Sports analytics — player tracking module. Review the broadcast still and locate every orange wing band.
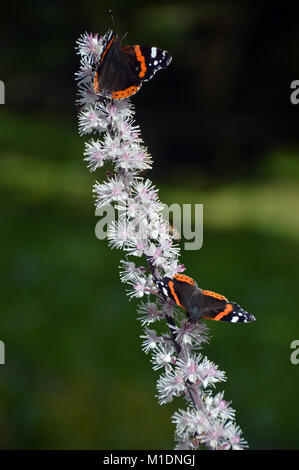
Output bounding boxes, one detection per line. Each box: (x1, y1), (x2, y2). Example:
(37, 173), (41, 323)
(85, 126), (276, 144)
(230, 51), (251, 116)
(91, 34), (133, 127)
(168, 281), (185, 309)
(111, 86), (141, 99)
(212, 304), (233, 321)
(202, 289), (227, 301)
(174, 274), (196, 286)
(134, 45), (147, 78)
(93, 71), (100, 94)
(100, 38), (114, 63)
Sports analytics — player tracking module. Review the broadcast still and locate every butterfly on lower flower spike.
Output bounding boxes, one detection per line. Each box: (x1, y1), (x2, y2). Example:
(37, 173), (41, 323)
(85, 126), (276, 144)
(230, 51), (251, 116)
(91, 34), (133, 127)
(93, 29), (172, 100)
(155, 273), (256, 323)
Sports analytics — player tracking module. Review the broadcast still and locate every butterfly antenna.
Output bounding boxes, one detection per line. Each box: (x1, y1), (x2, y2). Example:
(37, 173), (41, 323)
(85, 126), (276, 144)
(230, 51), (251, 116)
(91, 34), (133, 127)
(108, 10), (118, 36)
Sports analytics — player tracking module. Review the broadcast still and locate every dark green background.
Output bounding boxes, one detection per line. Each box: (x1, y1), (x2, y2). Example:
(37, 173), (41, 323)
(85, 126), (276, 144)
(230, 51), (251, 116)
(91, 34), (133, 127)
(0, 0), (298, 449)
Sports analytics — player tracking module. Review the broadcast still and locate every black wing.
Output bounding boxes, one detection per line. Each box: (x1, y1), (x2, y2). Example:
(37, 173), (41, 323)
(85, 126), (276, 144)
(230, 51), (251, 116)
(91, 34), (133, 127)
(198, 293), (230, 321)
(94, 30), (171, 98)
(168, 277), (199, 312)
(199, 294), (256, 323)
(122, 45), (172, 82)
(95, 39), (141, 98)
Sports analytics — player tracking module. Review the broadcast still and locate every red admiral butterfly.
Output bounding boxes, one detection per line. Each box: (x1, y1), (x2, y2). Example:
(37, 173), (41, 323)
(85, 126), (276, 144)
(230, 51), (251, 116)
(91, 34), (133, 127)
(93, 29), (172, 99)
(155, 274), (256, 323)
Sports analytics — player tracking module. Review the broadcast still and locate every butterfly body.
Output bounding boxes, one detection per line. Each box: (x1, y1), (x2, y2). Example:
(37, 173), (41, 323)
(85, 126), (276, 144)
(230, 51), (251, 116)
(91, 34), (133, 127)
(155, 274), (256, 323)
(93, 29), (172, 99)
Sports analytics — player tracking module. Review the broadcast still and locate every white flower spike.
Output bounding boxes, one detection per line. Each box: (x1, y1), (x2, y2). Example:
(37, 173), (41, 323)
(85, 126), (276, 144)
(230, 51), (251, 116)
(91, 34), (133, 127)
(76, 29), (249, 450)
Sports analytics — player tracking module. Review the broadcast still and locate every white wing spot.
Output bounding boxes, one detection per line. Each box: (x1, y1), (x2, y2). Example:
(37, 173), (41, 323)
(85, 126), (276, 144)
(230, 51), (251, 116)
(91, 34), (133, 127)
(162, 287), (169, 297)
(231, 316), (239, 323)
(151, 47), (157, 58)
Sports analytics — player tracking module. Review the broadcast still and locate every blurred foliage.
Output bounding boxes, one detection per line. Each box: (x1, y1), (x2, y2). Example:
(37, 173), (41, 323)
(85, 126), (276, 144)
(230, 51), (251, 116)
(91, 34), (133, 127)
(0, 109), (299, 449)
(0, 0), (299, 450)
(1, 0), (299, 179)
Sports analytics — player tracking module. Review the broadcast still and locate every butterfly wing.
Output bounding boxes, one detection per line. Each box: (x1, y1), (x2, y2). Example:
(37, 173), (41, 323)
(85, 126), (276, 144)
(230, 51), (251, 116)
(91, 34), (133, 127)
(96, 55), (142, 99)
(200, 291), (256, 323)
(122, 45), (172, 82)
(155, 275), (198, 312)
(93, 30), (172, 99)
(155, 275), (256, 323)
(94, 31), (142, 99)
